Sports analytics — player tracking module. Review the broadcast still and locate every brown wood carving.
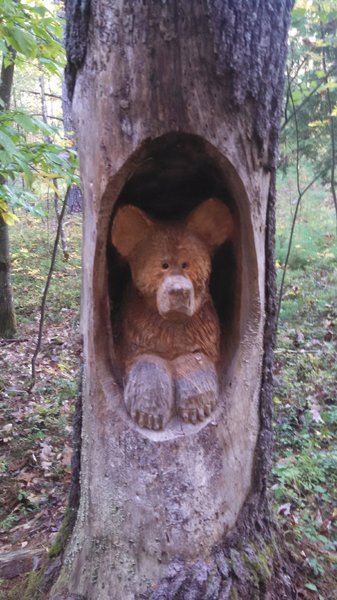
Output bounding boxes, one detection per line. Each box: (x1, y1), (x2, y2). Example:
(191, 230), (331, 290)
(111, 198), (234, 430)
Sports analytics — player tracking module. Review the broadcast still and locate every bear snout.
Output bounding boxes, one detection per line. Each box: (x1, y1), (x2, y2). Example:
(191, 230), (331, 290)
(157, 275), (195, 318)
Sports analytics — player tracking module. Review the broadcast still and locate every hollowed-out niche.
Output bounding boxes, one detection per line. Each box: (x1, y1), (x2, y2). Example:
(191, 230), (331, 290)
(106, 132), (258, 431)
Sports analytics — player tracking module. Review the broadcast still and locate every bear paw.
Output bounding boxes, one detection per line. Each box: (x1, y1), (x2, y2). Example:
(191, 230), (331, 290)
(124, 355), (174, 430)
(173, 353), (218, 424)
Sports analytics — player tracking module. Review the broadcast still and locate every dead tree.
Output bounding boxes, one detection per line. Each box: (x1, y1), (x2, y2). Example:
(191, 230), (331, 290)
(50, 2), (296, 599)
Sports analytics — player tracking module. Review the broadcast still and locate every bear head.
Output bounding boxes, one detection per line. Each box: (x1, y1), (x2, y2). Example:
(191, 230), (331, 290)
(111, 198), (234, 320)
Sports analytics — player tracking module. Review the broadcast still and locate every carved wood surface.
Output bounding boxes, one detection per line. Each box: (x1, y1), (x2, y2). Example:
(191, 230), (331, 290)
(51, 2), (295, 599)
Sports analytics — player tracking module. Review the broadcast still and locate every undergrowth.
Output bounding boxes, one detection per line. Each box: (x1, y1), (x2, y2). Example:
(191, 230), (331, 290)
(11, 214), (81, 323)
(0, 213), (82, 567)
(274, 165), (337, 599)
(1, 175), (336, 598)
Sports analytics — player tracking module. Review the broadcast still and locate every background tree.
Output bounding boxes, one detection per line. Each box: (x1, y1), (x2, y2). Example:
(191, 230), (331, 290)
(49, 2), (296, 599)
(281, 0), (337, 199)
(0, 0), (78, 337)
(278, 0), (337, 320)
(0, 3), (336, 599)
(0, 46), (17, 337)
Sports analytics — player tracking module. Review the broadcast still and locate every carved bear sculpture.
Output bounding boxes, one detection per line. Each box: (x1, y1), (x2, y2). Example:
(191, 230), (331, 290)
(111, 198), (234, 430)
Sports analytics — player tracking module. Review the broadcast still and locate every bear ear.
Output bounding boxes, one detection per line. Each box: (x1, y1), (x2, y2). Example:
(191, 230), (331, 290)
(186, 198), (234, 250)
(111, 205), (154, 258)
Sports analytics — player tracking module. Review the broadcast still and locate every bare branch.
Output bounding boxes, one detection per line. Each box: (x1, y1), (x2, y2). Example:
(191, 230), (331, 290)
(25, 89), (61, 100)
(28, 186), (71, 393)
(30, 112), (64, 122)
(281, 64), (337, 131)
(276, 70), (329, 329)
(39, 73), (68, 257)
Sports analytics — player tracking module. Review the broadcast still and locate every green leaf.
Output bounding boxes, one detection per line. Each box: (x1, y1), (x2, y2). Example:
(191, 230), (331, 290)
(291, 89), (302, 105)
(291, 8), (307, 19)
(38, 57), (64, 75)
(304, 582), (318, 592)
(320, 81), (337, 92)
(0, 39), (8, 55)
(7, 26), (37, 57)
(12, 112), (38, 133)
(0, 130), (18, 155)
(30, 5), (48, 17)
(1, 210), (18, 225)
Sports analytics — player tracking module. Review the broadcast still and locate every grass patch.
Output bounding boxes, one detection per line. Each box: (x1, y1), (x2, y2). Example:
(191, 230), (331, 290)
(10, 214), (81, 324)
(274, 165), (337, 599)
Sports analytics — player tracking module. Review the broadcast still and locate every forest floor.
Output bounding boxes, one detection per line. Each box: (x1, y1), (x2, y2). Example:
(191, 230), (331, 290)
(0, 171), (337, 599)
(0, 214), (82, 597)
(273, 169), (337, 600)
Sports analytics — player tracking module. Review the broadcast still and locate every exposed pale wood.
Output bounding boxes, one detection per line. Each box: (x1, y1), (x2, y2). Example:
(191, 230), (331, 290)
(50, 2), (296, 599)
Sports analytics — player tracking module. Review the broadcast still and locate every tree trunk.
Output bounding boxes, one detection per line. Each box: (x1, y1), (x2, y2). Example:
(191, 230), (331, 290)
(0, 54), (16, 338)
(0, 216), (16, 337)
(62, 80), (83, 214)
(38, 74), (69, 258)
(51, 1), (295, 598)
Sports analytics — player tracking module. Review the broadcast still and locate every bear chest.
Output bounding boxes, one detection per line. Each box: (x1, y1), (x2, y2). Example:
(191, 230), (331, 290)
(123, 299), (219, 362)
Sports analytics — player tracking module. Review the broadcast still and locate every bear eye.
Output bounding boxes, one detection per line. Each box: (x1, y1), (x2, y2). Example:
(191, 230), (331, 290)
(162, 262), (169, 270)
(181, 262), (189, 269)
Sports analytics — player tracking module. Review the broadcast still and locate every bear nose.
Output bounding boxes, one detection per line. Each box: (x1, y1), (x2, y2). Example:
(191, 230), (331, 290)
(157, 275), (195, 317)
(166, 277), (192, 299)
(169, 283), (190, 301)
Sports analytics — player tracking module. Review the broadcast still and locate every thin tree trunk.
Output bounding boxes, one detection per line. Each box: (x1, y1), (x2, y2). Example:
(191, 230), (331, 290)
(318, 13), (337, 228)
(0, 216), (16, 337)
(47, 2), (296, 599)
(0, 52), (16, 338)
(39, 74), (69, 258)
(62, 80), (83, 214)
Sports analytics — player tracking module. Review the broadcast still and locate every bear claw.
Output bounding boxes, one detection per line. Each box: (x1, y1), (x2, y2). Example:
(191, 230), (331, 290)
(180, 401), (215, 424)
(125, 355), (174, 430)
(131, 410), (165, 430)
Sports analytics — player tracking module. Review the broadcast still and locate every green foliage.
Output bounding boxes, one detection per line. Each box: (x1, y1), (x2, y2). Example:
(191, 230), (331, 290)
(276, 165), (337, 302)
(11, 215), (81, 321)
(0, 0), (64, 73)
(0, 513), (18, 532)
(281, 0), (337, 181)
(0, 110), (78, 220)
(0, 1), (79, 222)
(274, 166), (337, 598)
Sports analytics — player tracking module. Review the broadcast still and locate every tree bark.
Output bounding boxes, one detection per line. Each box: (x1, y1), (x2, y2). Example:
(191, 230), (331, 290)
(0, 216), (16, 338)
(0, 53), (16, 338)
(62, 80), (83, 214)
(50, 1), (295, 598)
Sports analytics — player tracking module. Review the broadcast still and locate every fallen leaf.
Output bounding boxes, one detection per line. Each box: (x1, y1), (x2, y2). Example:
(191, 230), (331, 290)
(8, 459), (27, 472)
(41, 461), (52, 471)
(319, 518), (331, 534)
(304, 582), (318, 592)
(309, 399), (324, 424)
(314, 507), (323, 529)
(2, 423), (13, 434)
(18, 472), (35, 483)
(278, 502), (292, 516)
(324, 329), (333, 342)
(62, 446), (72, 468)
(40, 441), (54, 463)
